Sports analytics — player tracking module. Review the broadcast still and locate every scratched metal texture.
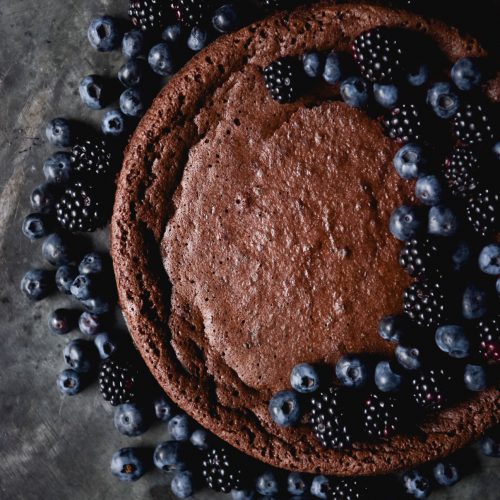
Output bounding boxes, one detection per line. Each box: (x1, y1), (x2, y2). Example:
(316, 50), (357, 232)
(0, 1), (498, 499)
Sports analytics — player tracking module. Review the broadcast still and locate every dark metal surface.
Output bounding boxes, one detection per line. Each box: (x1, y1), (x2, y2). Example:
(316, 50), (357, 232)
(0, 1), (498, 499)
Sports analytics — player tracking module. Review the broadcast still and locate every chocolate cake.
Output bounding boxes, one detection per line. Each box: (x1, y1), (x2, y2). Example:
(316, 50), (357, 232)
(111, 2), (499, 476)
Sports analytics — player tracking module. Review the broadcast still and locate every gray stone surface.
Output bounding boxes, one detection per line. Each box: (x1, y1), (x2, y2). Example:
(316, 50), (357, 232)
(0, 1), (498, 499)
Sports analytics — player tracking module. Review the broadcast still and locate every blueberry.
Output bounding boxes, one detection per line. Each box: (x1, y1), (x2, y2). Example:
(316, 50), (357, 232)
(190, 429), (210, 450)
(479, 244), (500, 275)
(464, 363), (487, 391)
(287, 472), (308, 496)
(88, 16), (122, 52)
(95, 332), (120, 359)
(389, 205), (424, 241)
(122, 29), (145, 59)
(118, 59), (147, 88)
(374, 360), (402, 392)
(45, 118), (73, 147)
(57, 369), (82, 396)
(451, 57), (482, 91)
(43, 152), (73, 184)
(21, 269), (53, 301)
(451, 240), (471, 272)
(79, 75), (110, 110)
(63, 339), (97, 374)
(102, 110), (127, 137)
(187, 27), (208, 52)
(435, 325), (470, 358)
(168, 413), (191, 441)
(428, 205), (459, 237)
(393, 144), (428, 180)
(481, 429), (500, 457)
(79, 310), (105, 336)
(81, 296), (112, 315)
(310, 475), (330, 499)
(110, 447), (145, 482)
(31, 183), (58, 214)
(433, 461), (460, 487)
(48, 308), (76, 335)
(22, 213), (52, 240)
(374, 83), (399, 109)
(395, 344), (423, 371)
(290, 363), (320, 393)
(231, 489), (255, 500)
(55, 265), (77, 294)
(415, 175), (445, 206)
(268, 390), (301, 427)
(154, 394), (174, 422)
(493, 141), (500, 161)
(340, 76), (370, 108)
(302, 52), (324, 79)
(378, 315), (409, 343)
(114, 403), (150, 437)
(323, 52), (343, 84)
(462, 284), (490, 320)
(171, 470), (194, 498)
(335, 355), (369, 388)
(154, 441), (186, 471)
(120, 88), (146, 117)
(42, 232), (76, 266)
(497, 277), (500, 295)
(212, 4), (240, 33)
(427, 82), (460, 119)
(255, 471), (279, 496)
(403, 470), (432, 499)
(162, 24), (183, 43)
(79, 252), (106, 275)
(71, 274), (95, 300)
(407, 64), (429, 86)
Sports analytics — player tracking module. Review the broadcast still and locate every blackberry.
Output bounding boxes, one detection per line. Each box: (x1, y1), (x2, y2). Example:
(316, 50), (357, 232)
(331, 478), (368, 499)
(129, 0), (170, 33)
(403, 279), (447, 328)
(466, 187), (499, 237)
(477, 317), (500, 365)
(362, 392), (401, 439)
(171, 0), (211, 28)
(410, 367), (453, 411)
(443, 148), (481, 198)
(98, 357), (139, 406)
(384, 103), (426, 143)
(453, 103), (494, 145)
(352, 27), (408, 83)
(202, 447), (243, 493)
(55, 181), (108, 232)
(263, 57), (302, 103)
(399, 237), (441, 278)
(310, 387), (354, 450)
(71, 138), (117, 180)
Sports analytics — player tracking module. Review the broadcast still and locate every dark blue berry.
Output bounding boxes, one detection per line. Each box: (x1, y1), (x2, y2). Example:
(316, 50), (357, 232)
(481, 429), (500, 457)
(187, 26), (208, 52)
(451, 58), (482, 92)
(154, 394), (174, 422)
(464, 363), (487, 391)
(162, 24), (183, 43)
(21, 269), (53, 301)
(88, 16), (122, 52)
(154, 441), (186, 471)
(122, 29), (145, 59)
(407, 64), (429, 86)
(393, 143), (428, 180)
(63, 339), (97, 374)
(303, 52), (324, 79)
(479, 244), (500, 275)
(120, 88), (146, 117)
(43, 152), (73, 184)
(427, 82), (460, 119)
(70, 274), (95, 300)
(322, 52), (343, 84)
(231, 490), (254, 500)
(114, 403), (150, 436)
(255, 471), (279, 496)
(212, 4), (240, 33)
(374, 360), (402, 392)
(94, 332), (120, 359)
(57, 369), (82, 396)
(171, 470), (194, 498)
(190, 429), (210, 450)
(403, 470), (432, 499)
(79, 252), (106, 275)
(30, 183), (57, 214)
(102, 110), (127, 137)
(168, 413), (191, 441)
(81, 296), (112, 315)
(451, 240), (471, 271)
(340, 76), (370, 108)
(493, 141), (500, 161)
(42, 232), (76, 266)
(79, 310), (105, 336)
(310, 475), (330, 499)
(428, 205), (459, 237)
(378, 315), (409, 343)
(55, 265), (78, 294)
(435, 325), (470, 358)
(79, 75), (110, 110)
(287, 472), (308, 496)
(462, 284), (489, 320)
(111, 447), (145, 481)
(46, 118), (73, 147)
(395, 344), (423, 371)
(118, 59), (147, 88)
(374, 83), (399, 109)
(48, 308), (76, 335)
(389, 205), (424, 241)
(336, 355), (369, 388)
(415, 175), (445, 206)
(22, 213), (52, 240)
(290, 363), (320, 393)
(433, 461), (461, 487)
(268, 390), (301, 427)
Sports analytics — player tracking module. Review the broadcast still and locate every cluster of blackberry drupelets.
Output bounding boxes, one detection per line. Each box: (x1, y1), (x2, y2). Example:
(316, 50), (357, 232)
(264, 24), (499, 499)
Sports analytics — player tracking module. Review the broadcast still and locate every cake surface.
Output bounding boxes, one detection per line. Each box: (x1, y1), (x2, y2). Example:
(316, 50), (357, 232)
(112, 2), (499, 476)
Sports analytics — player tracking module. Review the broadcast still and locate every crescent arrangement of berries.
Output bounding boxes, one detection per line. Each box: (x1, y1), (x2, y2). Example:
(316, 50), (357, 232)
(18, 1), (499, 500)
